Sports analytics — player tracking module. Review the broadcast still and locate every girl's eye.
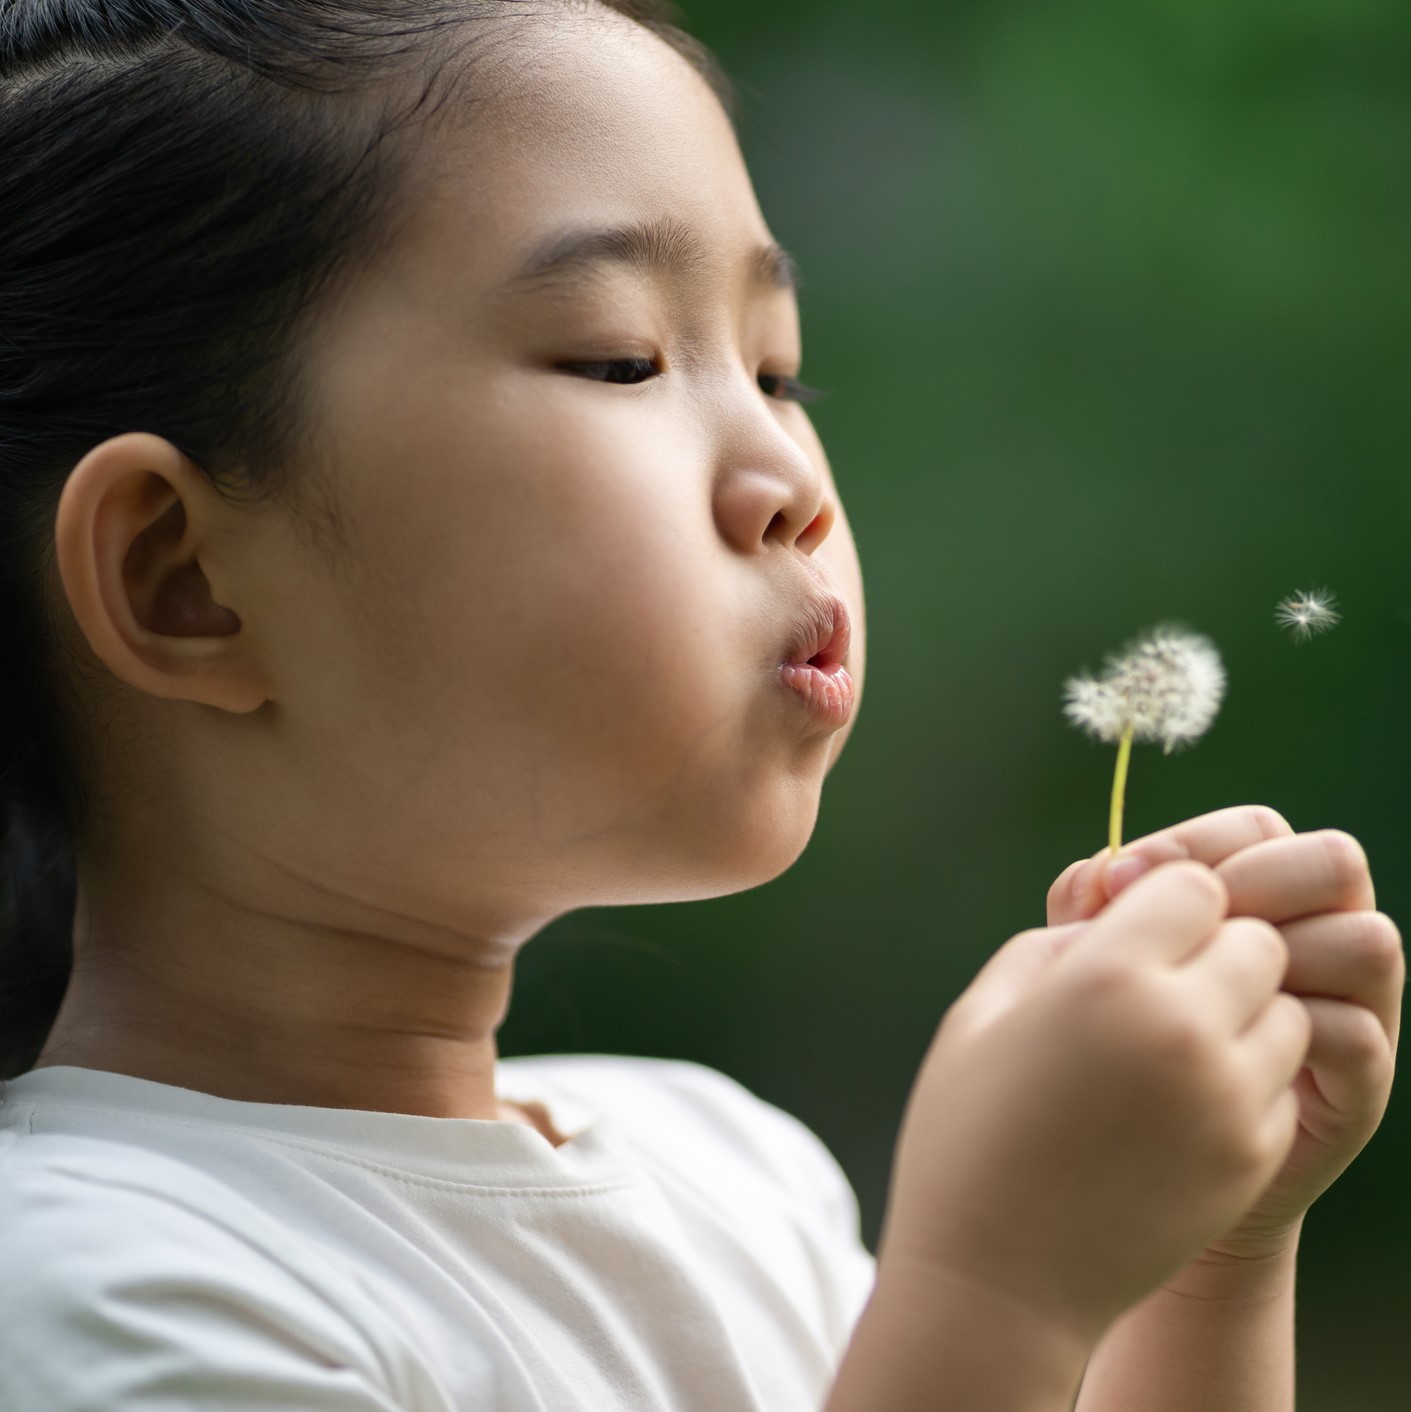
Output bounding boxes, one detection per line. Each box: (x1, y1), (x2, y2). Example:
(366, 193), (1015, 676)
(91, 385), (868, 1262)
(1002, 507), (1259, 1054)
(564, 358), (659, 385)
(562, 359), (824, 404)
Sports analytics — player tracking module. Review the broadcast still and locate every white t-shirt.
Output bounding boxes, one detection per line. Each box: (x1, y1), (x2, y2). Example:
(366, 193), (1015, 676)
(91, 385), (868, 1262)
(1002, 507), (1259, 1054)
(0, 1054), (877, 1411)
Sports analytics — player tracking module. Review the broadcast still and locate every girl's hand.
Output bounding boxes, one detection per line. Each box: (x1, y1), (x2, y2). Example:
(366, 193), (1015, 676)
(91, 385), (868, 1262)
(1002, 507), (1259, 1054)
(880, 860), (1309, 1349)
(1048, 805), (1405, 1259)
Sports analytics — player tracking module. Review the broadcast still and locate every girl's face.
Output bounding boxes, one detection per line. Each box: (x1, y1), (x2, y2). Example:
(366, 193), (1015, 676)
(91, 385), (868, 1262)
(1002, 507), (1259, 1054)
(260, 16), (865, 930)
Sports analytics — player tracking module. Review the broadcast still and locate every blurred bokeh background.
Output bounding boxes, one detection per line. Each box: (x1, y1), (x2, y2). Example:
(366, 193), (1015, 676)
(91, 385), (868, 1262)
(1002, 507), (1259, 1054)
(500, 1), (1411, 1403)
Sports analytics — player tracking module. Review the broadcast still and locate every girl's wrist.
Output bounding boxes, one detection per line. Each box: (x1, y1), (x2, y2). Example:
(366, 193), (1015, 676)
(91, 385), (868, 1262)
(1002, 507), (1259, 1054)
(827, 1252), (1092, 1412)
(1075, 1222), (1300, 1412)
(878, 1247), (1099, 1366)
(1160, 1221), (1302, 1308)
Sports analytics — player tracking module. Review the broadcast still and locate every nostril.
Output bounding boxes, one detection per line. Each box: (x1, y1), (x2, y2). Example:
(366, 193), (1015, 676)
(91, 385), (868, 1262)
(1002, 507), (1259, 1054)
(764, 510), (787, 540)
(797, 505), (833, 553)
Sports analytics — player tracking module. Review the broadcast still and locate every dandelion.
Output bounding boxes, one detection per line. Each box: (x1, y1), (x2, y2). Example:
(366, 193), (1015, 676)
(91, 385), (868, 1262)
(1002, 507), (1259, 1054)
(1063, 625), (1226, 854)
(1275, 588), (1340, 642)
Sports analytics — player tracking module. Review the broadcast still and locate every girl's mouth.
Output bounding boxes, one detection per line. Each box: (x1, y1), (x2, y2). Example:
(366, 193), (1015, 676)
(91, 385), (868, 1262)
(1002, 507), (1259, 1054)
(783, 591), (851, 670)
(778, 593), (854, 728)
(779, 657), (855, 727)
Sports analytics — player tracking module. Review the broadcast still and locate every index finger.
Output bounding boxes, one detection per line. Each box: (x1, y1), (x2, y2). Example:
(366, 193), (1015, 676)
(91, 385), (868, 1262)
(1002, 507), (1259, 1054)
(1050, 806), (1293, 925)
(1099, 806), (1294, 900)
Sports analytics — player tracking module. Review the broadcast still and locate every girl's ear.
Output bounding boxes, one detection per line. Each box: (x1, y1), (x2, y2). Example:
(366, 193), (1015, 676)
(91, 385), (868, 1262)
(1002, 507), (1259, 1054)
(53, 431), (272, 712)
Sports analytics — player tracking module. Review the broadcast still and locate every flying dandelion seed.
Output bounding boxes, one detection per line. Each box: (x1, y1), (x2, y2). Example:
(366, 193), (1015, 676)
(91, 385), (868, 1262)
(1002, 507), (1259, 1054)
(1063, 625), (1226, 854)
(1275, 588), (1340, 642)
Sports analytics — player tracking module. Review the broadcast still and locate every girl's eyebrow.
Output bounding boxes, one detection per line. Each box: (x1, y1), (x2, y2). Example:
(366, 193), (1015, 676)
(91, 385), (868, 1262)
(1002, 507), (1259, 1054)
(495, 216), (801, 300)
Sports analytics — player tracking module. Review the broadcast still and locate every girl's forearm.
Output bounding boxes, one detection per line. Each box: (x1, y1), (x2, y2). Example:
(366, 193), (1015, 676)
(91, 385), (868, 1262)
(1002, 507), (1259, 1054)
(1073, 1233), (1300, 1412)
(824, 1256), (1091, 1412)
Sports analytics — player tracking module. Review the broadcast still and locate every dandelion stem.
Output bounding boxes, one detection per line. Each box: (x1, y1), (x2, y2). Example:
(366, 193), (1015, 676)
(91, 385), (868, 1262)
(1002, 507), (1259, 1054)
(1108, 723), (1134, 856)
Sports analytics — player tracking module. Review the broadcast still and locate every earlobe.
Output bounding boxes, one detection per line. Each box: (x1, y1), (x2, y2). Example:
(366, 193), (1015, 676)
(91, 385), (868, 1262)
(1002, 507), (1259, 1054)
(54, 431), (270, 712)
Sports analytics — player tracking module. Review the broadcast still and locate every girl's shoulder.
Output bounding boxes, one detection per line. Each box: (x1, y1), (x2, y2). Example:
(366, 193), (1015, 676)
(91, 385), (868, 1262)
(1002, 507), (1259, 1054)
(0, 1128), (419, 1410)
(501, 1052), (868, 1243)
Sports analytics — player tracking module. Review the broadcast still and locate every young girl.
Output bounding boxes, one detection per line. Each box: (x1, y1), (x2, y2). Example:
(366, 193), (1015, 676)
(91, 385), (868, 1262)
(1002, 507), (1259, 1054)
(0, 2), (1400, 1409)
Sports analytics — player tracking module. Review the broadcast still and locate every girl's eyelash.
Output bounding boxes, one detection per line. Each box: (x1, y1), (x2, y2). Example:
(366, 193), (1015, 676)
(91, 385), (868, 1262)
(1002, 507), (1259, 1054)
(565, 358), (658, 386)
(565, 358), (825, 404)
(757, 372), (825, 405)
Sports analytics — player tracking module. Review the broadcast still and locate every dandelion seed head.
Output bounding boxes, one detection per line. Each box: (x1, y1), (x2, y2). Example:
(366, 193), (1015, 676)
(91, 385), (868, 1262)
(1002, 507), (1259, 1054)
(1275, 588), (1340, 642)
(1063, 625), (1225, 755)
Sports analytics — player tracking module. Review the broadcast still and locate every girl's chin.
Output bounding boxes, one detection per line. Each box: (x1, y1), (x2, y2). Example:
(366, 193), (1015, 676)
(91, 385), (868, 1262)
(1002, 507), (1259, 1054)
(681, 808), (821, 899)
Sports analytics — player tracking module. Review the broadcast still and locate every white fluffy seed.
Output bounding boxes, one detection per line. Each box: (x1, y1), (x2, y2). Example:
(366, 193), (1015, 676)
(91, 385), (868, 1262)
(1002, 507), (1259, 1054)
(1275, 588), (1340, 642)
(1063, 625), (1226, 755)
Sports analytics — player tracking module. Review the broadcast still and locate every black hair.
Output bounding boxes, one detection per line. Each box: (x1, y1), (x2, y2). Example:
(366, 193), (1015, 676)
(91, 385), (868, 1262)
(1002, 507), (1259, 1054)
(0, 0), (734, 1080)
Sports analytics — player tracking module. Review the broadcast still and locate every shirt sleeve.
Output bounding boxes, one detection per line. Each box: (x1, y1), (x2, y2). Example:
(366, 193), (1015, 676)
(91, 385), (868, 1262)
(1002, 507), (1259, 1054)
(643, 1059), (880, 1351)
(0, 1143), (433, 1412)
(722, 1073), (880, 1344)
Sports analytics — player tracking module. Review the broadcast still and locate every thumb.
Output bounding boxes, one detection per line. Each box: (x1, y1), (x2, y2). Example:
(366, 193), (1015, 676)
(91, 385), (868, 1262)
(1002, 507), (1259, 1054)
(1048, 853), (1111, 926)
(1048, 834), (1195, 926)
(950, 922), (1087, 1038)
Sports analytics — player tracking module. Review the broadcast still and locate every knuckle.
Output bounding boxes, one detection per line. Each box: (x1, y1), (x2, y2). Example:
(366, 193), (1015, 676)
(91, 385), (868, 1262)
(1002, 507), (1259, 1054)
(1276, 992), (1314, 1051)
(1205, 1081), (1267, 1169)
(1342, 1005), (1390, 1067)
(1356, 912), (1406, 981)
(1072, 953), (1134, 1002)
(1317, 829), (1370, 895)
(1364, 1042), (1397, 1097)
(1245, 804), (1294, 841)
(1201, 1057), (1251, 1116)
(1267, 1092), (1301, 1159)
(1164, 859), (1228, 911)
(1009, 925), (1069, 967)
(1236, 916), (1289, 967)
(1239, 1120), (1277, 1173)
(1246, 1091), (1299, 1171)
(1151, 1006), (1218, 1069)
(1070, 955), (1162, 1022)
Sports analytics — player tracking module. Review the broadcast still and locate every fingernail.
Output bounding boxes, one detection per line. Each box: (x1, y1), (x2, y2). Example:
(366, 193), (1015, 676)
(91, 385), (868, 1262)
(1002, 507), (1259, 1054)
(1071, 853), (1107, 903)
(1105, 852), (1153, 896)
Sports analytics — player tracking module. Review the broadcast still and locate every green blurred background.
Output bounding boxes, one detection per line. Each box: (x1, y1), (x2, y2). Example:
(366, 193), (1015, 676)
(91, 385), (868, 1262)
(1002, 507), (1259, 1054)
(500, 0), (1411, 1403)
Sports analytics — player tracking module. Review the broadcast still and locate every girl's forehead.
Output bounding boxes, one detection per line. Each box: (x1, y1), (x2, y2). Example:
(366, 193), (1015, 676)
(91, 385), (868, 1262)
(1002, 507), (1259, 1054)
(410, 17), (769, 281)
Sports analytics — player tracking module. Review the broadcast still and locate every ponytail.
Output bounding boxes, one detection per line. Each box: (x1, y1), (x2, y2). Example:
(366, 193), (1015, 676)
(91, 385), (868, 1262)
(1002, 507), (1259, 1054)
(0, 519), (82, 1078)
(0, 804), (76, 1079)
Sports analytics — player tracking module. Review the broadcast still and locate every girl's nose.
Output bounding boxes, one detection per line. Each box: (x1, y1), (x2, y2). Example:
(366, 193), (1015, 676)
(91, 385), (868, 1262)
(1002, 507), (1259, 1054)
(711, 395), (834, 556)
